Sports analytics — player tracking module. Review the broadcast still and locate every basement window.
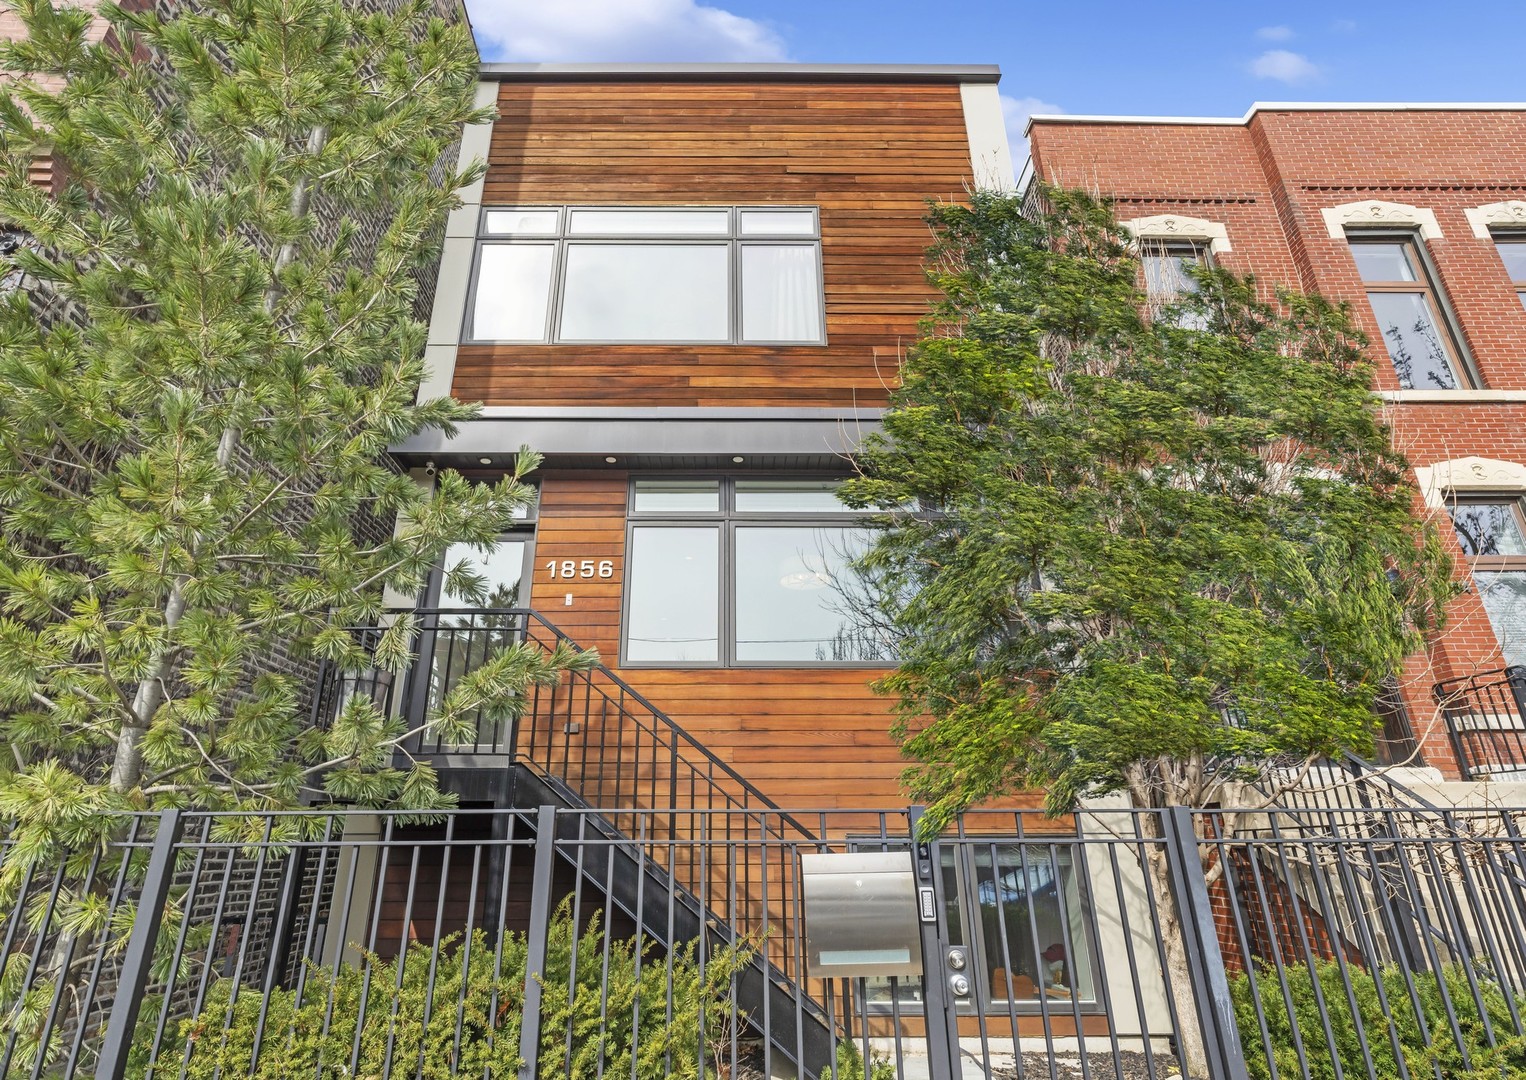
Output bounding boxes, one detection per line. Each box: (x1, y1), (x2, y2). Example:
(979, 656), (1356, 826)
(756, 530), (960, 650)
(467, 206), (825, 345)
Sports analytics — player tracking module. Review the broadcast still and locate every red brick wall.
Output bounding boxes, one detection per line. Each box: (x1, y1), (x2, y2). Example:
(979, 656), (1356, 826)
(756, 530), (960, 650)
(1031, 108), (1526, 777)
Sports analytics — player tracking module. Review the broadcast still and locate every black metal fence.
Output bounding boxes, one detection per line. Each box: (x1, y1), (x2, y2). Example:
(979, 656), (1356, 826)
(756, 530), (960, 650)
(1435, 665), (1526, 779)
(6, 802), (1526, 1079)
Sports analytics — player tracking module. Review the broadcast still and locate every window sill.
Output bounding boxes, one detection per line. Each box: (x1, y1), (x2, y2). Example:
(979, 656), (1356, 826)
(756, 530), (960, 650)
(1379, 389), (1526, 403)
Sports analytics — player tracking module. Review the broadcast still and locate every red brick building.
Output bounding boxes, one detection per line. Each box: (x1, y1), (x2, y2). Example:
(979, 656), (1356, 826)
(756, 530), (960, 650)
(1029, 103), (1526, 780)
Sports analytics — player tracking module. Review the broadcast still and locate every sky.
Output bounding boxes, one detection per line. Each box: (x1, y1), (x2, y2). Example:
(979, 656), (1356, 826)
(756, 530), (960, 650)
(462, 0), (1526, 165)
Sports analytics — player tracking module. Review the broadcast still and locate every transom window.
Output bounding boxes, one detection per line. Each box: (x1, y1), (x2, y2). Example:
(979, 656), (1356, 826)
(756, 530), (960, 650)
(1493, 233), (1526, 314)
(622, 477), (893, 667)
(1349, 236), (1468, 390)
(1447, 499), (1526, 667)
(468, 207), (825, 345)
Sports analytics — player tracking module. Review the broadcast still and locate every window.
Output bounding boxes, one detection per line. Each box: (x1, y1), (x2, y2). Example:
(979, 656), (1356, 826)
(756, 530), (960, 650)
(1141, 240), (1207, 303)
(1349, 237), (1467, 390)
(1448, 499), (1526, 668)
(622, 477), (893, 666)
(1141, 240), (1210, 329)
(468, 207), (824, 345)
(1493, 234), (1526, 314)
(863, 843), (1097, 1014)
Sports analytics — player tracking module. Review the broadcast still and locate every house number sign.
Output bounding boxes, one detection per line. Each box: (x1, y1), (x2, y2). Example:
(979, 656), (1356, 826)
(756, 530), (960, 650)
(545, 560), (615, 579)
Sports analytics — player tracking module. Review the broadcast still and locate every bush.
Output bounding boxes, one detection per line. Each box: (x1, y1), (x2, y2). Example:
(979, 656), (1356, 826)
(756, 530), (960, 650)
(130, 904), (751, 1079)
(1230, 958), (1526, 1080)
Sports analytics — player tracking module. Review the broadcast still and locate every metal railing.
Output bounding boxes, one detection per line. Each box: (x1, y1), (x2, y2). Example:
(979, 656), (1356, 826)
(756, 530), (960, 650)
(1434, 665), (1526, 779)
(8, 804), (1526, 1079)
(311, 608), (817, 834)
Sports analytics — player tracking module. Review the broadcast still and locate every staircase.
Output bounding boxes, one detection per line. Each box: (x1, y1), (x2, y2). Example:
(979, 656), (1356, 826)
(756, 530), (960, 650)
(312, 607), (841, 1078)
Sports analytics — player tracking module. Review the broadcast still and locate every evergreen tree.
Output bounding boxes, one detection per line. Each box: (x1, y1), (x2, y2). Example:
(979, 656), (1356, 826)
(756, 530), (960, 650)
(843, 187), (1455, 1075)
(0, 0), (593, 852)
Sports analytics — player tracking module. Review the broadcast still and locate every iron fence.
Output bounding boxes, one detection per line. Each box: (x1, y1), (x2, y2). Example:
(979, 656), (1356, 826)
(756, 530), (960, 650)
(4, 803), (1526, 1078)
(1434, 665), (1526, 779)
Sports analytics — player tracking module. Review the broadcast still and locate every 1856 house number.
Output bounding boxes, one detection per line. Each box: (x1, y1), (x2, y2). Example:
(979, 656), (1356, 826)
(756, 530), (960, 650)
(545, 559), (615, 580)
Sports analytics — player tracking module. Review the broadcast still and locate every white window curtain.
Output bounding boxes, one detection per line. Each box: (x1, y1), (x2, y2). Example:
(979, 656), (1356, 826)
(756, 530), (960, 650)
(742, 244), (821, 342)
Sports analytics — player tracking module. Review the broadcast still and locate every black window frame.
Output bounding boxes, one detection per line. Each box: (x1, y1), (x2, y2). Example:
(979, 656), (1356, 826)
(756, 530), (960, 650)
(852, 837), (1104, 1018)
(619, 474), (895, 669)
(464, 205), (828, 347)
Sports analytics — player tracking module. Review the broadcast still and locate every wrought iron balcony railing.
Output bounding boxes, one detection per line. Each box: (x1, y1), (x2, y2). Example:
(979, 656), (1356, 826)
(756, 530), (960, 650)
(1433, 665), (1526, 780)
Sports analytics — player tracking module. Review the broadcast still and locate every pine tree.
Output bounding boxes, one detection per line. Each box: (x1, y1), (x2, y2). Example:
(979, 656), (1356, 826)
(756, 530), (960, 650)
(0, 0), (593, 854)
(843, 187), (1456, 1076)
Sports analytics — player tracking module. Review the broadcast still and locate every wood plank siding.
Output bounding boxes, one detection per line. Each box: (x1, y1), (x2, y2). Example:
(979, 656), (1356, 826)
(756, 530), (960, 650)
(528, 472), (1045, 812)
(453, 80), (976, 408)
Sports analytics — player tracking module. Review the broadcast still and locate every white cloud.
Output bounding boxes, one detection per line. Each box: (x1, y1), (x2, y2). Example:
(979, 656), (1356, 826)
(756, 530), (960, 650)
(1249, 49), (1321, 84)
(1255, 25), (1294, 41)
(1001, 94), (1063, 166)
(466, 0), (789, 62)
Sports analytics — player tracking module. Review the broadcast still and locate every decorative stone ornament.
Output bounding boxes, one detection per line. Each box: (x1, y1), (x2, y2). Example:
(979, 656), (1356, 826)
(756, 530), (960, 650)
(1464, 200), (1526, 239)
(1321, 200), (1443, 240)
(1120, 214), (1232, 254)
(1414, 456), (1526, 508)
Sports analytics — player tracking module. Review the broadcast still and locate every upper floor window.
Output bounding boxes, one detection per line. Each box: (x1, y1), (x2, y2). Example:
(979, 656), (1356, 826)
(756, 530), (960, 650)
(622, 477), (893, 667)
(468, 207), (824, 345)
(1447, 498), (1526, 668)
(1493, 234), (1526, 314)
(1141, 240), (1207, 303)
(1349, 236), (1467, 390)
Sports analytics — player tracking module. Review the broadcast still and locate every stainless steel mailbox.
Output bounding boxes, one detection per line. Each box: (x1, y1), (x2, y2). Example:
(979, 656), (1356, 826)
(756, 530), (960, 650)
(801, 852), (923, 979)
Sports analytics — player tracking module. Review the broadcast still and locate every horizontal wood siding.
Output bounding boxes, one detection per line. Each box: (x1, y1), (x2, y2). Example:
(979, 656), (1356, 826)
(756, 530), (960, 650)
(528, 474), (1043, 811)
(455, 81), (976, 408)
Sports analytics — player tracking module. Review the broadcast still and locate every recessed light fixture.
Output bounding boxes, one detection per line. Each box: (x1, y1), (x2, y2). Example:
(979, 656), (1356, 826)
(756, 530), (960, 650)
(478, 457), (493, 465)
(605, 456), (618, 464)
(732, 456), (745, 463)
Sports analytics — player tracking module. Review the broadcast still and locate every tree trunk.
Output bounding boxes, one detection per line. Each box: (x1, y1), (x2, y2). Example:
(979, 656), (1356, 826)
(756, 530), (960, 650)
(109, 125), (327, 796)
(1146, 840), (1211, 1079)
(1130, 767), (1212, 1080)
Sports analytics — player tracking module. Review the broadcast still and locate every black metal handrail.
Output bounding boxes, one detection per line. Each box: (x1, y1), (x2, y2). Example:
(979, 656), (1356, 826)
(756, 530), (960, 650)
(1434, 665), (1526, 780)
(311, 607), (821, 843)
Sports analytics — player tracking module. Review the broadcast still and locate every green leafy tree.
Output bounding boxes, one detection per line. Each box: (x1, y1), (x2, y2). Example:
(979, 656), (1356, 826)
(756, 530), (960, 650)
(843, 186), (1455, 1074)
(0, 0), (594, 853)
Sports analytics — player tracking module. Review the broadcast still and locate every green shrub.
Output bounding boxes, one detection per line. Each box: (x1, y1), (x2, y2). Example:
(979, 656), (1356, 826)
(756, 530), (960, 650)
(130, 904), (751, 1079)
(833, 1037), (897, 1080)
(1231, 958), (1526, 1080)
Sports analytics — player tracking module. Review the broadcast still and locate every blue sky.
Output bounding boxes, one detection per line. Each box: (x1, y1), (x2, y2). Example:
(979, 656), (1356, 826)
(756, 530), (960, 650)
(464, 0), (1525, 163)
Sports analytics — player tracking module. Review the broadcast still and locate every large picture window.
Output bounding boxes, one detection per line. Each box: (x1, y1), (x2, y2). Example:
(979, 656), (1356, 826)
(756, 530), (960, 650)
(622, 477), (894, 667)
(468, 206), (825, 345)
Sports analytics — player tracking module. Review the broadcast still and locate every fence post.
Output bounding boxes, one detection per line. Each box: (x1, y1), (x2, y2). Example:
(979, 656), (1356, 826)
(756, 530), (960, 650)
(517, 804), (559, 1080)
(1161, 806), (1250, 1080)
(908, 806), (960, 1080)
(96, 808), (184, 1080)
